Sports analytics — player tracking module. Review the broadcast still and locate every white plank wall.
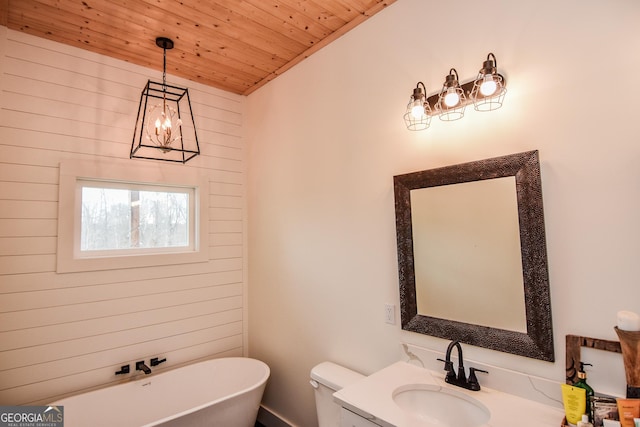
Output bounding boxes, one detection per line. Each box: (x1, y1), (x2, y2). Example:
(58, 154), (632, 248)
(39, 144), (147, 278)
(0, 27), (247, 405)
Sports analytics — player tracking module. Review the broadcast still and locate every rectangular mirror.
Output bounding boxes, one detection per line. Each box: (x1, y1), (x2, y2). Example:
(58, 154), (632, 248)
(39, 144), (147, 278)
(393, 150), (554, 361)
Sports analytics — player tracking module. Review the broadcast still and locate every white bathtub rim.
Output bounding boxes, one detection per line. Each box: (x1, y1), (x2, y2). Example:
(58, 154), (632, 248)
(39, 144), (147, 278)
(51, 357), (270, 427)
(142, 357), (270, 427)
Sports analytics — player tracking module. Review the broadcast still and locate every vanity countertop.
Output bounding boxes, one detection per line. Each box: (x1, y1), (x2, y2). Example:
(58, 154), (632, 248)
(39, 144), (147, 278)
(333, 361), (565, 427)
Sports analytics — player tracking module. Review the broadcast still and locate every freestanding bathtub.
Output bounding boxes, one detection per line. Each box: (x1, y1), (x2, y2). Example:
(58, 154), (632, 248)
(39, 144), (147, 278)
(51, 357), (270, 427)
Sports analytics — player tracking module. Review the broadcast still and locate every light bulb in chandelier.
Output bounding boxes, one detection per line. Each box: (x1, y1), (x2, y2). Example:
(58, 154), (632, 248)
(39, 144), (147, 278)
(154, 111), (175, 134)
(145, 102), (183, 152)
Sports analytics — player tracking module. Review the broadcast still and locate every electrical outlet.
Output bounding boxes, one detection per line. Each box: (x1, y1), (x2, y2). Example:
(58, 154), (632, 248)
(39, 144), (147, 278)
(384, 304), (395, 325)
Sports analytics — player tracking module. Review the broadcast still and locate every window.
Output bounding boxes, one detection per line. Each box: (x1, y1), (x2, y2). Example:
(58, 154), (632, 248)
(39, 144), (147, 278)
(57, 160), (208, 273)
(78, 181), (194, 255)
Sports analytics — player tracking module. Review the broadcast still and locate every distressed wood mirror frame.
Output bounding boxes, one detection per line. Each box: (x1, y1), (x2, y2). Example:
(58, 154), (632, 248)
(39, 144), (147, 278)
(565, 335), (621, 384)
(394, 150), (555, 361)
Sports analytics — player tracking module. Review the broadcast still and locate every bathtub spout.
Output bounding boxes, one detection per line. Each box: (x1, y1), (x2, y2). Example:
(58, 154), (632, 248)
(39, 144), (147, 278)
(136, 361), (152, 375)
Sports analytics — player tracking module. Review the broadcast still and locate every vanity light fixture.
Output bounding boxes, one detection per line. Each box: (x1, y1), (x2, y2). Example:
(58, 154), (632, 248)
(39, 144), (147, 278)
(403, 53), (507, 131)
(403, 82), (432, 131)
(130, 37), (200, 163)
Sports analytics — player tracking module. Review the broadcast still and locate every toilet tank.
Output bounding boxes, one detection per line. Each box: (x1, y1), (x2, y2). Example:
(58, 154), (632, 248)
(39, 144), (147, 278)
(310, 362), (365, 427)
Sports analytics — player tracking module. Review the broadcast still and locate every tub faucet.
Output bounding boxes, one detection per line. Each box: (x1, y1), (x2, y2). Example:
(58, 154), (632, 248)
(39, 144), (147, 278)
(115, 365), (130, 375)
(150, 357), (166, 367)
(437, 340), (488, 391)
(136, 360), (152, 375)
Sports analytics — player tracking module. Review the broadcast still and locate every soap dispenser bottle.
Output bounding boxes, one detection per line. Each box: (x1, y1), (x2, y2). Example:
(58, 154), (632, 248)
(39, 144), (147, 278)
(574, 362), (595, 422)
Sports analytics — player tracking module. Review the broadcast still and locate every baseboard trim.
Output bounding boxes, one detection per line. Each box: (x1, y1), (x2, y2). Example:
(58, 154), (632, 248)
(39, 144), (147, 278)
(256, 405), (294, 427)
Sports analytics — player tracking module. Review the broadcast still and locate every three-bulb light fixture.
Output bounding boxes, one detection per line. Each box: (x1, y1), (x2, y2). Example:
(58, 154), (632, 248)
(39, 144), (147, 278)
(404, 53), (506, 131)
(130, 37), (200, 163)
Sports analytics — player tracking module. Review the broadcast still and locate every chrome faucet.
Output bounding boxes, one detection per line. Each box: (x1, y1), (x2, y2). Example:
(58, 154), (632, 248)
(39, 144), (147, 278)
(437, 340), (488, 391)
(135, 360), (152, 375)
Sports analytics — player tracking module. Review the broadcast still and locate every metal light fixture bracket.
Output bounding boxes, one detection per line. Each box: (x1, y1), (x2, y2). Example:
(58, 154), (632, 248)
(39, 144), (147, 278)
(130, 37), (200, 163)
(156, 36), (174, 50)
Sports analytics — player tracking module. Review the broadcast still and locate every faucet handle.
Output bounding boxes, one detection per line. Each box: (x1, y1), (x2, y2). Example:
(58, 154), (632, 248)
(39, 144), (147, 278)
(437, 358), (456, 381)
(468, 367), (488, 391)
(436, 358), (453, 370)
(150, 357), (166, 367)
(115, 365), (130, 375)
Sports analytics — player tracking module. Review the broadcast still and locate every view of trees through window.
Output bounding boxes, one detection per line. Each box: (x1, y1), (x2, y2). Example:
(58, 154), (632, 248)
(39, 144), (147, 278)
(80, 184), (190, 252)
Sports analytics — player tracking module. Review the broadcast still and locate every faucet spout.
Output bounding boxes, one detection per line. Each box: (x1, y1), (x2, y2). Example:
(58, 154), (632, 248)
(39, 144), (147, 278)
(136, 360), (152, 375)
(445, 340), (466, 384)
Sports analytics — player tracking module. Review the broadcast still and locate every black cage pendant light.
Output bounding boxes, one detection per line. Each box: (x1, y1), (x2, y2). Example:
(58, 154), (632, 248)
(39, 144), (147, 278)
(130, 37), (200, 163)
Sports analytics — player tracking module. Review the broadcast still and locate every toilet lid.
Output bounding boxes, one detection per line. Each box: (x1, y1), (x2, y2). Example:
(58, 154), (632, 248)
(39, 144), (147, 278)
(310, 362), (365, 390)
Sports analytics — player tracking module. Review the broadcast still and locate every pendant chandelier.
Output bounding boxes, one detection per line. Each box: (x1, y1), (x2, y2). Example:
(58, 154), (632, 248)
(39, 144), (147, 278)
(130, 37), (200, 163)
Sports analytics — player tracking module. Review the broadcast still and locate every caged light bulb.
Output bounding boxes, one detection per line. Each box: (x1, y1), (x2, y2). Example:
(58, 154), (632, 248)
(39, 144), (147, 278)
(444, 88), (460, 107)
(479, 75), (497, 97)
(411, 100), (425, 119)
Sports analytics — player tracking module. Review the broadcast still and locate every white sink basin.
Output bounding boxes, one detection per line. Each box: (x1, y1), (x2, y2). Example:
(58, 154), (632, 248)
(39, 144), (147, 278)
(392, 383), (490, 426)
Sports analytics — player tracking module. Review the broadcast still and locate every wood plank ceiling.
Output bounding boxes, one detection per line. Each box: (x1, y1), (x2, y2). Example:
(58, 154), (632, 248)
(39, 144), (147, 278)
(1, 0), (396, 95)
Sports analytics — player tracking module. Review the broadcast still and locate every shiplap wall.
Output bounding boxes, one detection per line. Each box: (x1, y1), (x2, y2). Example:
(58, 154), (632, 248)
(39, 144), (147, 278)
(0, 27), (246, 405)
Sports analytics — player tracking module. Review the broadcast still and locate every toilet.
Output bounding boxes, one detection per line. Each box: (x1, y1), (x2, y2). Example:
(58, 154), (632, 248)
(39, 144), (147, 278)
(310, 362), (365, 427)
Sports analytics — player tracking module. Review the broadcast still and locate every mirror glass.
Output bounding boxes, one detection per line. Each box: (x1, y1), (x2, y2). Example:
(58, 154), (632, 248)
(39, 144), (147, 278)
(393, 151), (554, 361)
(411, 177), (527, 333)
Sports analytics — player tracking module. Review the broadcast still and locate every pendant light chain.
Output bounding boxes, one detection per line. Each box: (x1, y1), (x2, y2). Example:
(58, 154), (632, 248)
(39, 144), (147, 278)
(162, 45), (167, 115)
(162, 45), (167, 91)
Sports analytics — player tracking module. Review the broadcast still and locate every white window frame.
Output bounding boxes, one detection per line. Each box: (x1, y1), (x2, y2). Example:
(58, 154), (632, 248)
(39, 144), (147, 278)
(57, 160), (208, 273)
